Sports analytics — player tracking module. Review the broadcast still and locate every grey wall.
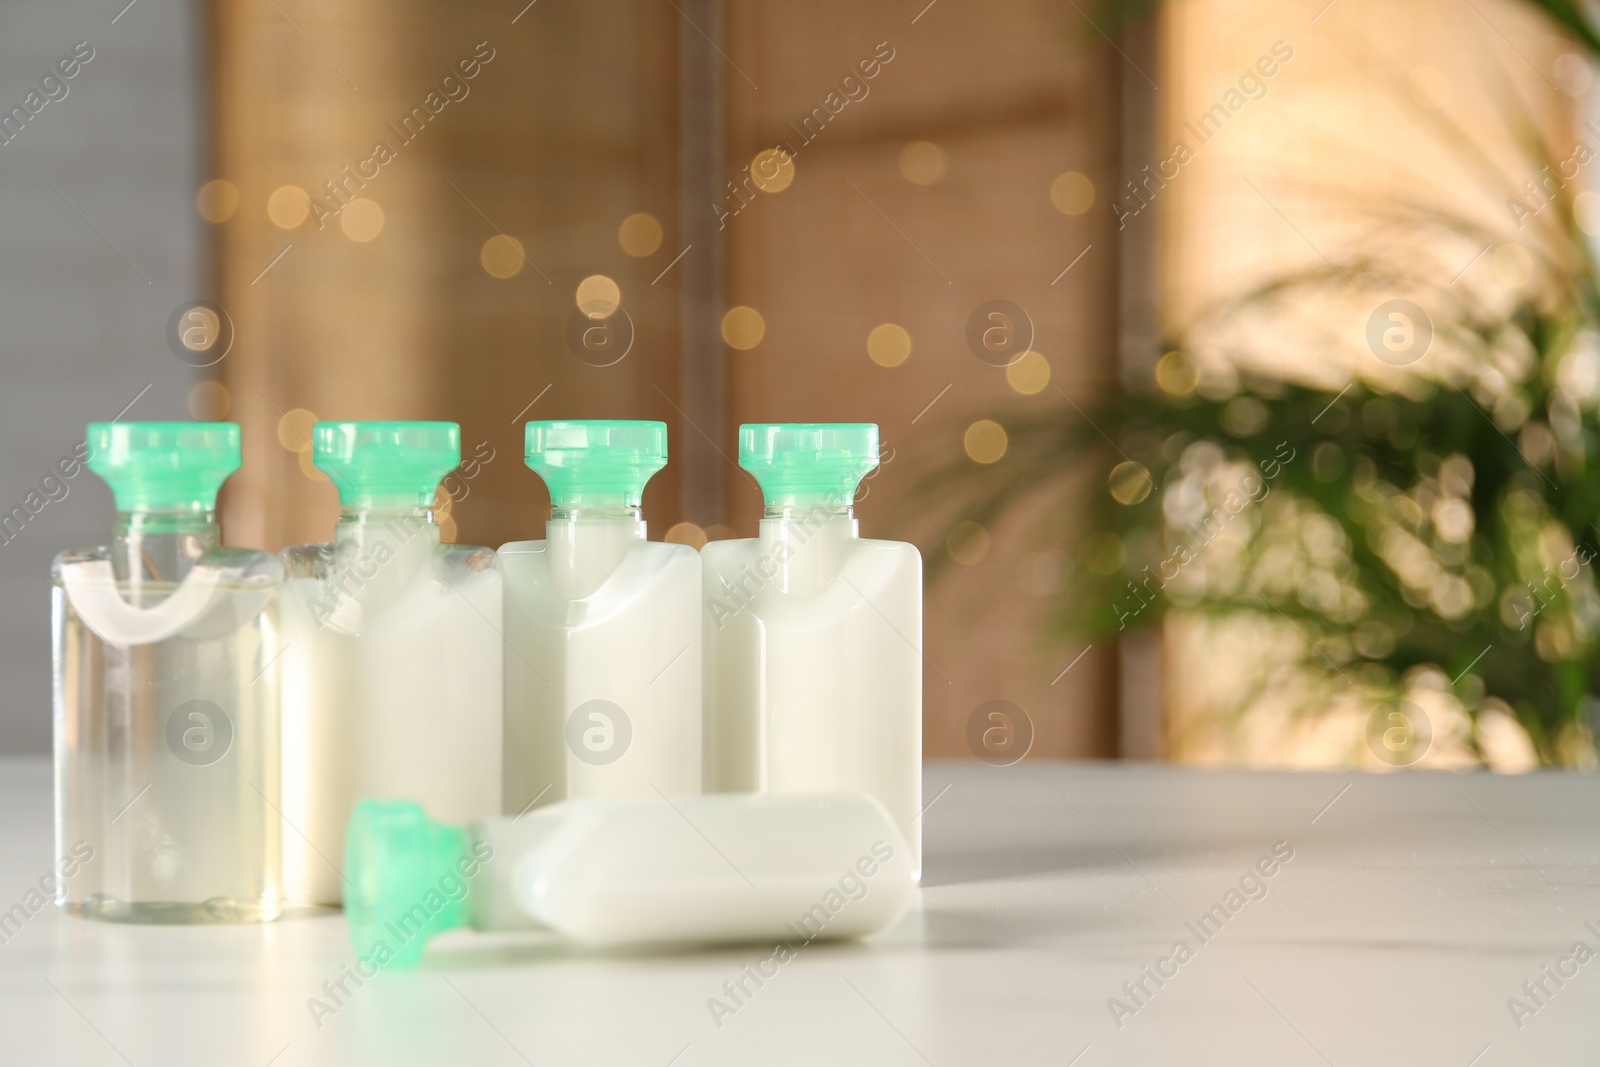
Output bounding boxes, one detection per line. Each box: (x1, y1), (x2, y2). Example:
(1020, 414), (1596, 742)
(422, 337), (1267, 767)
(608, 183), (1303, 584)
(0, 0), (202, 752)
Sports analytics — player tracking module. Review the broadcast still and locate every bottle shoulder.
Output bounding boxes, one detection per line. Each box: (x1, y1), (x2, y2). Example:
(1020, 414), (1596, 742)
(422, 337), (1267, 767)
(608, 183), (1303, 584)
(54, 544), (281, 582)
(702, 536), (920, 568)
(498, 538), (693, 560)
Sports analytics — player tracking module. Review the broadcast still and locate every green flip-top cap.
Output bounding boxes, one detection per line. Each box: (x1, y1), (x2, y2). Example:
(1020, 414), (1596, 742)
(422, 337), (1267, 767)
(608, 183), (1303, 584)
(86, 421), (241, 512)
(739, 423), (879, 506)
(314, 421), (459, 509)
(344, 800), (473, 970)
(525, 420), (667, 508)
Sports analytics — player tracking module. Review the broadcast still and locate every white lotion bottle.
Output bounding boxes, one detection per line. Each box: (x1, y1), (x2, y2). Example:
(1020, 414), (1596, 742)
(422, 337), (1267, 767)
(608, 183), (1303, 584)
(280, 421), (503, 906)
(342, 792), (915, 966)
(703, 423), (924, 878)
(500, 420), (701, 813)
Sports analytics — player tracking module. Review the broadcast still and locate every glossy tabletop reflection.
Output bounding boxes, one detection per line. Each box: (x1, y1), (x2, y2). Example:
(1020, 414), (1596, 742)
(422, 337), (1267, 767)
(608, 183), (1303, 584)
(1, 758), (1595, 1065)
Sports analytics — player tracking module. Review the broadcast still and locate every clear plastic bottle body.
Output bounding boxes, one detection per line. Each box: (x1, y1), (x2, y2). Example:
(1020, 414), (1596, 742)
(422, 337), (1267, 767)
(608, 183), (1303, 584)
(703, 506), (923, 878)
(51, 511), (282, 922)
(279, 507), (503, 905)
(500, 506), (702, 813)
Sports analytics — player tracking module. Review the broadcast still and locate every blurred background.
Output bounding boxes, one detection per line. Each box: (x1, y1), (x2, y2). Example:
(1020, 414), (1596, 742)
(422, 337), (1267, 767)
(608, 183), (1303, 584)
(4, 0), (1599, 772)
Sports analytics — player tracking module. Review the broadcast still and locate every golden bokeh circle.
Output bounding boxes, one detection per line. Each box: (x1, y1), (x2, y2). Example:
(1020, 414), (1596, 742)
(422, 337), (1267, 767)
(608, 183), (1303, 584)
(618, 213), (664, 257)
(1109, 461), (1153, 505)
(898, 141), (947, 186)
(963, 419), (1008, 464)
(340, 199), (385, 242)
(1006, 350), (1051, 394)
(297, 443), (328, 482)
(576, 274), (622, 318)
(867, 323), (912, 367)
(1155, 350), (1198, 395)
(1050, 171), (1095, 216)
(665, 522), (709, 549)
(267, 185), (310, 229)
(196, 179), (240, 224)
(276, 408), (318, 453)
(481, 235), (525, 279)
(722, 306), (766, 350)
(186, 380), (229, 419)
(751, 148), (796, 193)
(947, 521), (991, 565)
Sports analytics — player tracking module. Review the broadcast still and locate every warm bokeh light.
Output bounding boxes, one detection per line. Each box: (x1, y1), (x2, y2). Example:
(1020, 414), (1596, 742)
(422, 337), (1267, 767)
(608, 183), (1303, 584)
(1109, 460), (1152, 505)
(946, 520), (990, 565)
(481, 235), (526, 279)
(898, 141), (947, 185)
(1577, 191), (1600, 236)
(963, 419), (1007, 464)
(665, 522), (708, 549)
(1078, 531), (1124, 576)
(196, 179), (239, 223)
(751, 148), (795, 193)
(867, 323), (911, 367)
(576, 273), (622, 318)
(1006, 349), (1051, 394)
(1555, 52), (1592, 96)
(276, 408), (318, 453)
(267, 184), (310, 229)
(722, 305), (765, 349)
(1155, 350), (1198, 395)
(1050, 171), (1095, 215)
(339, 199), (385, 242)
(1493, 243), (1532, 288)
(618, 212), (664, 257)
(297, 444), (328, 482)
(187, 380), (229, 419)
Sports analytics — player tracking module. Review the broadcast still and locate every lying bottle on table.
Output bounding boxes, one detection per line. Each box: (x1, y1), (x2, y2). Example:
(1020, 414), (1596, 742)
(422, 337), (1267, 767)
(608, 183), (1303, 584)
(343, 792), (915, 967)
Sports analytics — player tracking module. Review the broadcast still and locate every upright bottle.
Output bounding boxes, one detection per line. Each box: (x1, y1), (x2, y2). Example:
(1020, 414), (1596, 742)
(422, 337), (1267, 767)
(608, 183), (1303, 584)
(500, 420), (701, 812)
(703, 423), (924, 877)
(279, 421), (502, 906)
(53, 422), (282, 922)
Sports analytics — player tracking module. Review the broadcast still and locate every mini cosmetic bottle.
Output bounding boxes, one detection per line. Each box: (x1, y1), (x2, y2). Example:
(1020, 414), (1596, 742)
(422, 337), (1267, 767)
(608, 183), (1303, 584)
(500, 420), (701, 812)
(280, 421), (503, 906)
(703, 423), (924, 877)
(343, 792), (915, 966)
(53, 422), (282, 922)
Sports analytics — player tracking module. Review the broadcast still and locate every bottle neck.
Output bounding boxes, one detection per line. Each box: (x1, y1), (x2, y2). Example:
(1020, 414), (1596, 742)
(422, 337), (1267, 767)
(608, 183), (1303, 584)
(547, 505), (646, 601)
(757, 502), (857, 595)
(111, 508), (220, 586)
(335, 505), (440, 545)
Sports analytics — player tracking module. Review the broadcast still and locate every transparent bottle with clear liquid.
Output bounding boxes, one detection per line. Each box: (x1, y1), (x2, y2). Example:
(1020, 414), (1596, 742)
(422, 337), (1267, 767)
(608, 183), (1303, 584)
(500, 420), (701, 813)
(52, 422), (282, 922)
(703, 423), (923, 878)
(279, 421), (503, 906)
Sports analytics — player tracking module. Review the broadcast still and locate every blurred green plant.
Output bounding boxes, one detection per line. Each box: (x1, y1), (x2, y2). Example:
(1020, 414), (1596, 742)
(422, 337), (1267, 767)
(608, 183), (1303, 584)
(942, 0), (1600, 764)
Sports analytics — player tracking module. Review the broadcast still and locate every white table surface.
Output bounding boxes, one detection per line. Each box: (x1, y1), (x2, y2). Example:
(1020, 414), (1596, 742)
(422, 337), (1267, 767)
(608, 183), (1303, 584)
(0, 757), (1595, 1066)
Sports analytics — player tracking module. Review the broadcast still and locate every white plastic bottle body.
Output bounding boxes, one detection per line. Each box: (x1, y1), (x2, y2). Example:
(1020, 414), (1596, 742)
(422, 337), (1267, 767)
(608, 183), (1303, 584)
(468, 793), (913, 946)
(500, 534), (702, 812)
(280, 523), (503, 905)
(704, 528), (923, 878)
